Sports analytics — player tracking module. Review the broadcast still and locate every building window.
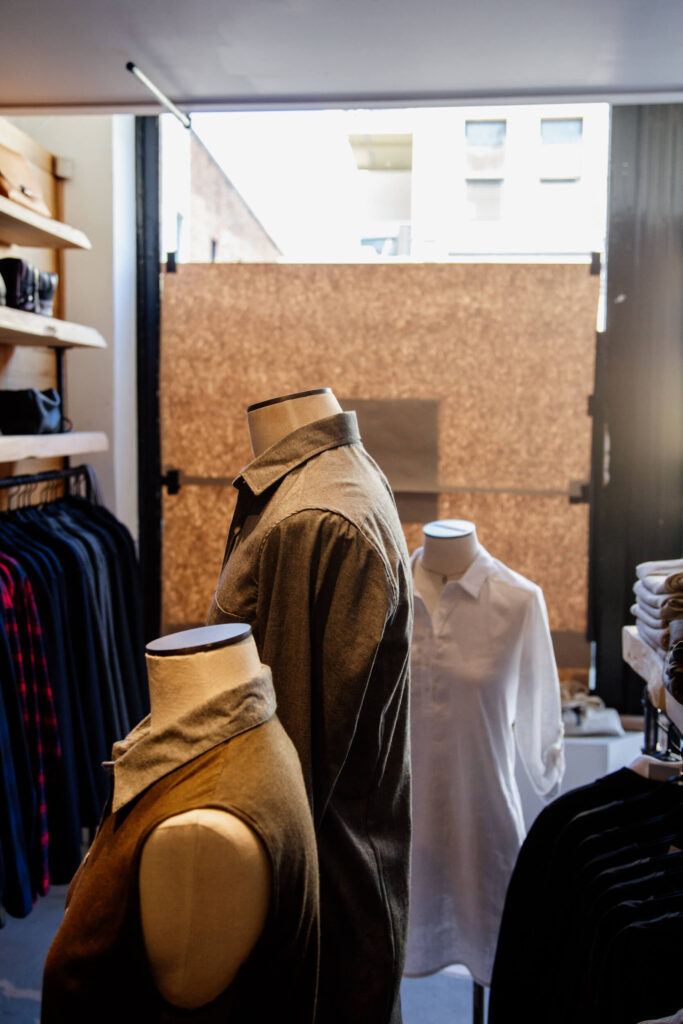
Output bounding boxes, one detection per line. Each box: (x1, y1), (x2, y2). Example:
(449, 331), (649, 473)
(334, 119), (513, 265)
(465, 179), (503, 221)
(541, 118), (583, 145)
(465, 120), (506, 178)
(361, 235), (399, 256)
(540, 117), (583, 181)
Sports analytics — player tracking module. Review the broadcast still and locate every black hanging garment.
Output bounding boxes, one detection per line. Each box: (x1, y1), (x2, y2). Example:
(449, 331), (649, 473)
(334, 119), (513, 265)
(489, 766), (683, 1024)
(0, 469), (147, 919)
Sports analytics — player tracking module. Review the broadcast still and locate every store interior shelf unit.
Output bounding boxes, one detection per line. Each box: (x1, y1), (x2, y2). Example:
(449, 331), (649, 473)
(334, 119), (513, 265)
(0, 195), (91, 250)
(0, 306), (106, 349)
(0, 431), (109, 463)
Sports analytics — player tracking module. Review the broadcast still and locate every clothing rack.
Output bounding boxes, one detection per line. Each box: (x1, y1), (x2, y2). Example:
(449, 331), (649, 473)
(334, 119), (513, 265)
(0, 463), (95, 503)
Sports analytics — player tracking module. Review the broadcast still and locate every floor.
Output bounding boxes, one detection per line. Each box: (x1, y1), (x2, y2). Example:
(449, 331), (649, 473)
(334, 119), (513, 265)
(0, 887), (486, 1022)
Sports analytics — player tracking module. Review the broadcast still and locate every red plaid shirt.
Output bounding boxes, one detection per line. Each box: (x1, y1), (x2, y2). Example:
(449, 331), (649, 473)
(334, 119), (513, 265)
(0, 555), (61, 897)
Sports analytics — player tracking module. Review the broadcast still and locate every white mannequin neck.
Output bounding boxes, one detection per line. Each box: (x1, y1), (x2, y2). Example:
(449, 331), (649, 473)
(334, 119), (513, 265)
(145, 625), (262, 735)
(247, 388), (342, 457)
(413, 520), (480, 619)
(420, 519), (480, 579)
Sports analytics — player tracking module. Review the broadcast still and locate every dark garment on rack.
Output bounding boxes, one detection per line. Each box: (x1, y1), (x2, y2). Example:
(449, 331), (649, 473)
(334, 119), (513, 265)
(40, 512), (128, 741)
(0, 516), (108, 819)
(0, 608), (35, 912)
(0, 525), (82, 881)
(8, 512), (115, 789)
(0, 559), (57, 897)
(489, 767), (663, 1023)
(545, 789), (683, 1024)
(596, 908), (683, 1023)
(0, 487), (146, 918)
(0, 632), (32, 918)
(62, 499), (147, 722)
(563, 856), (683, 1024)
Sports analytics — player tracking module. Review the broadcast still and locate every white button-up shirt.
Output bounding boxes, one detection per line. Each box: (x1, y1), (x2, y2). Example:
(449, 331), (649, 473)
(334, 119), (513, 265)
(405, 545), (564, 985)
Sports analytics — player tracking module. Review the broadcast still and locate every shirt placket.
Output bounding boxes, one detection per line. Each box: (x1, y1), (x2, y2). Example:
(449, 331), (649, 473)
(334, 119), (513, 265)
(221, 483), (254, 568)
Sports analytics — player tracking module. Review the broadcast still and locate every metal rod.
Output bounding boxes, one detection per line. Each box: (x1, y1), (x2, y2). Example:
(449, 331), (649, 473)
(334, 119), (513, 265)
(126, 62), (191, 129)
(54, 346), (70, 468)
(473, 981), (485, 1024)
(171, 471), (568, 499)
(0, 463), (91, 499)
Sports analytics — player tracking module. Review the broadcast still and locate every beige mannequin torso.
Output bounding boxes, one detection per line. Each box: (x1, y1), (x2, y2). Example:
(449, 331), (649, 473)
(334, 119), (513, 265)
(246, 387), (342, 456)
(139, 625), (270, 1010)
(414, 518), (480, 619)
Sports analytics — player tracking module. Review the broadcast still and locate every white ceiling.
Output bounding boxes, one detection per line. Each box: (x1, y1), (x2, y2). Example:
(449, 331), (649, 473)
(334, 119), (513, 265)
(2, 0), (683, 114)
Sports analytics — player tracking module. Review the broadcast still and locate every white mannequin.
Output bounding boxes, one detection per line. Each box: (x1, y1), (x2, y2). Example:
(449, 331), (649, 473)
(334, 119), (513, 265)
(247, 387), (342, 457)
(414, 518), (480, 618)
(138, 624), (271, 1010)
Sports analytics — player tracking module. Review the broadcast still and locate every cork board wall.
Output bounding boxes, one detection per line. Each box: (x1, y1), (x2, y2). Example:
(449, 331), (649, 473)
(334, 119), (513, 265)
(160, 262), (599, 663)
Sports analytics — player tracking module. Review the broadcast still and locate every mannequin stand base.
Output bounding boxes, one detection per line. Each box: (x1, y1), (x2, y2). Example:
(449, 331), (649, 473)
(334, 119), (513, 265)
(473, 981), (485, 1024)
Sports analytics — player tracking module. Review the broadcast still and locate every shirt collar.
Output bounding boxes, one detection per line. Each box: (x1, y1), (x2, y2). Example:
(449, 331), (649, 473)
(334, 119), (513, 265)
(457, 546), (495, 598)
(107, 665), (277, 813)
(411, 544), (495, 600)
(236, 411), (361, 496)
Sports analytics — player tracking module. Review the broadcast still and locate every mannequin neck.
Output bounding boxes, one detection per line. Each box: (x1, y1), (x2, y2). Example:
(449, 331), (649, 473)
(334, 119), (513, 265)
(420, 521), (480, 579)
(146, 635), (262, 735)
(247, 388), (342, 457)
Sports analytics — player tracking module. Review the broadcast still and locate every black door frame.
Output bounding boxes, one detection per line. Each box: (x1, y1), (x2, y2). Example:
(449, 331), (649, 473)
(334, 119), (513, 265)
(135, 115), (162, 643)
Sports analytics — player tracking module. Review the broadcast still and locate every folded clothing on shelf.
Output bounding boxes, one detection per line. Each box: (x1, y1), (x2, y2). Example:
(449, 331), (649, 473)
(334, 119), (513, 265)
(635, 618), (669, 652)
(0, 258), (58, 316)
(633, 579), (683, 618)
(630, 600), (678, 631)
(636, 558), (683, 595)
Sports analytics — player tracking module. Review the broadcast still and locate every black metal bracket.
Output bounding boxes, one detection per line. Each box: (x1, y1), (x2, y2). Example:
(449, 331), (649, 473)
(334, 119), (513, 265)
(161, 468), (181, 495)
(569, 480), (590, 504)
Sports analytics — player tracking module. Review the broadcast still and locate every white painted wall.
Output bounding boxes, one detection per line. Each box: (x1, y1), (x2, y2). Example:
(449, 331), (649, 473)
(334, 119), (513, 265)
(8, 115), (138, 540)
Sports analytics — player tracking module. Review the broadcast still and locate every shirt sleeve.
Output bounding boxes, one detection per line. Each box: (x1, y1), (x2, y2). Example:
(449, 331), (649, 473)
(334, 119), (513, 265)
(514, 587), (565, 800)
(254, 509), (394, 825)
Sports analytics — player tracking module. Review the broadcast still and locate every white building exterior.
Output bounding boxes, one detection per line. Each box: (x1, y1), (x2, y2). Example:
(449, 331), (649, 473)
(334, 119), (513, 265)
(182, 103), (610, 263)
(348, 104), (610, 261)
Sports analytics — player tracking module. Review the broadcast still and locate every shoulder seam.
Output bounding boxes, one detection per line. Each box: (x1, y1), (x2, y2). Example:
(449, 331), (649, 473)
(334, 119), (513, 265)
(257, 507), (398, 607)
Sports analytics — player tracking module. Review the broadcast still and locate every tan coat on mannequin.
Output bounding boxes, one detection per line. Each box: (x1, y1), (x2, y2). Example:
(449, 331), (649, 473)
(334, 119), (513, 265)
(139, 625), (270, 1010)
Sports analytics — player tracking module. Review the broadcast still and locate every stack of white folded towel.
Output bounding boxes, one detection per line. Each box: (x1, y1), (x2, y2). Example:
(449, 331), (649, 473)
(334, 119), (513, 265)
(631, 558), (683, 653)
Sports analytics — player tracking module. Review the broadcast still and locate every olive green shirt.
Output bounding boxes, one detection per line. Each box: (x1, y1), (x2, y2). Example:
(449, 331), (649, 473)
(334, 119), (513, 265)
(208, 412), (413, 1024)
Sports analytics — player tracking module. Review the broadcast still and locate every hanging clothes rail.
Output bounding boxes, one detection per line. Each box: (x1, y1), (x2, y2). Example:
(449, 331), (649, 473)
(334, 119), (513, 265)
(0, 463), (94, 501)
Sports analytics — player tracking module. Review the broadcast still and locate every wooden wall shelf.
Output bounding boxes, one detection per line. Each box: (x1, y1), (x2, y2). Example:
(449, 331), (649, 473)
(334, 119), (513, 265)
(0, 196), (91, 250)
(0, 431), (108, 463)
(0, 306), (106, 349)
